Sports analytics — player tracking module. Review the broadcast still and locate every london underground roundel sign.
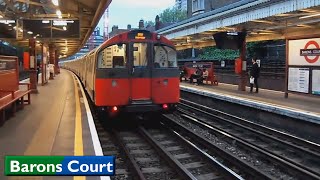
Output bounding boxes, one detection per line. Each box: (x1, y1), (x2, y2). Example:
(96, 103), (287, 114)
(302, 40), (320, 63)
(300, 40), (320, 64)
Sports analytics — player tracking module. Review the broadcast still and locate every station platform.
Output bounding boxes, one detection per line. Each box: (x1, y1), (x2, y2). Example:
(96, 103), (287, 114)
(0, 70), (106, 180)
(180, 82), (320, 124)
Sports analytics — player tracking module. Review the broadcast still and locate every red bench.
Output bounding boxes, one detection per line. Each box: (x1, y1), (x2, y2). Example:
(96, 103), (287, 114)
(0, 56), (31, 126)
(182, 62), (218, 85)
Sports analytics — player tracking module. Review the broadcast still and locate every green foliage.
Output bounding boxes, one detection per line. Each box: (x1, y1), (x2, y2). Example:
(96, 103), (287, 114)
(145, 21), (155, 27)
(246, 42), (262, 58)
(199, 47), (239, 61)
(159, 7), (187, 23)
(198, 40), (275, 60)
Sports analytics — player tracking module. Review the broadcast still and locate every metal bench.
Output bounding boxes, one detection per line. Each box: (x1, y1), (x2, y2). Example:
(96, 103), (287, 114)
(182, 62), (218, 85)
(0, 55), (32, 126)
(0, 83), (31, 126)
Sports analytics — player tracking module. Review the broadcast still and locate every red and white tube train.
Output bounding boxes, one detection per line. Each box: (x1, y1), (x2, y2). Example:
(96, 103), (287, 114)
(62, 30), (180, 116)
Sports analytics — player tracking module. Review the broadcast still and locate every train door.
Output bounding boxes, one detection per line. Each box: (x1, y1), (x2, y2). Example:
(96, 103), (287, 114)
(129, 42), (152, 101)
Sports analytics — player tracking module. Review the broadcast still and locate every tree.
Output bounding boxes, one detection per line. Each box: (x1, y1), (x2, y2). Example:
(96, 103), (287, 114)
(159, 7), (187, 24)
(145, 21), (155, 27)
(199, 47), (239, 60)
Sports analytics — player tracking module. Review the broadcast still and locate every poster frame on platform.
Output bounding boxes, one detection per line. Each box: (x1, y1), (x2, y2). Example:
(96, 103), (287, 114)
(285, 35), (320, 98)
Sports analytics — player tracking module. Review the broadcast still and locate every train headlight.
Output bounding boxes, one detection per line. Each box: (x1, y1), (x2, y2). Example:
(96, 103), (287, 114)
(163, 79), (168, 86)
(112, 80), (117, 87)
(156, 34), (161, 40)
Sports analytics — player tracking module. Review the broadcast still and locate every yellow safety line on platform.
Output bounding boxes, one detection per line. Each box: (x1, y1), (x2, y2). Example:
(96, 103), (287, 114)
(73, 75), (85, 180)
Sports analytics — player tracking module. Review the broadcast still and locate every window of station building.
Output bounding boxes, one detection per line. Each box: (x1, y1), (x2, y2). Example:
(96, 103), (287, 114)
(98, 44), (126, 68)
(154, 45), (177, 68)
(192, 0), (205, 15)
(133, 43), (148, 67)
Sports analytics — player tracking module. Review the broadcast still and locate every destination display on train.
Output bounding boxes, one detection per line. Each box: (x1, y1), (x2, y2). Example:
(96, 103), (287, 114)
(128, 30), (152, 40)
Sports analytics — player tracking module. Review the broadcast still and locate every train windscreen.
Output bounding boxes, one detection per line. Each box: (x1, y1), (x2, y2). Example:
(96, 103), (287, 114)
(98, 44), (127, 68)
(154, 45), (177, 68)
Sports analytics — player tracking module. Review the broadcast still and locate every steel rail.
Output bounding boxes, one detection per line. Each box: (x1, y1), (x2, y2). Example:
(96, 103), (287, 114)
(180, 98), (320, 153)
(112, 130), (146, 180)
(177, 109), (320, 180)
(138, 126), (244, 180)
(162, 114), (274, 180)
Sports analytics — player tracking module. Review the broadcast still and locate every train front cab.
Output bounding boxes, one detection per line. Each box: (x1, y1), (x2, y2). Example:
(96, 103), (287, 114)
(95, 33), (179, 116)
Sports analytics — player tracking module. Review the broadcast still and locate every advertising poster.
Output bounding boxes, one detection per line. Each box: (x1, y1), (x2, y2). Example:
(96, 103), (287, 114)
(312, 69), (320, 95)
(288, 68), (309, 93)
(288, 38), (320, 66)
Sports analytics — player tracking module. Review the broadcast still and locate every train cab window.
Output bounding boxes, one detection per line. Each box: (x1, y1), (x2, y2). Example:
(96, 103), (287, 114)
(154, 45), (177, 68)
(98, 44), (126, 68)
(133, 43), (148, 67)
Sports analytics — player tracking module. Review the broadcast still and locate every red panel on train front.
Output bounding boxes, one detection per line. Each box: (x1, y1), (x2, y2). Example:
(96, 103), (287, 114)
(131, 78), (151, 100)
(152, 77), (180, 104)
(95, 78), (130, 106)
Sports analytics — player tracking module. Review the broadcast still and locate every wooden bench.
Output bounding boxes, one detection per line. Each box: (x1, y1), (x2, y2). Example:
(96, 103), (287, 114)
(0, 55), (32, 126)
(182, 62), (218, 85)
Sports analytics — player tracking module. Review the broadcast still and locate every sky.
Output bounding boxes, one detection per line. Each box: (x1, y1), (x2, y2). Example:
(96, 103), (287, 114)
(97, 0), (176, 33)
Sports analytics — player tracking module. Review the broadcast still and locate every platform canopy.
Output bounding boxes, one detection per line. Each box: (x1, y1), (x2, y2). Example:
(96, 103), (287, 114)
(0, 0), (111, 58)
(157, 0), (320, 50)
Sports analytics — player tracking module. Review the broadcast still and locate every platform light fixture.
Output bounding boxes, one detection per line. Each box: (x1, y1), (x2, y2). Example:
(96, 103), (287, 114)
(299, 13), (320, 19)
(63, 26), (67, 31)
(52, 0), (59, 6)
(42, 20), (50, 23)
(56, 10), (62, 16)
(27, 31), (33, 34)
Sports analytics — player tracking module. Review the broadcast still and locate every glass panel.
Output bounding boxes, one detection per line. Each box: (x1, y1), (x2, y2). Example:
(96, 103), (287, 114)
(154, 45), (177, 68)
(98, 44), (126, 68)
(133, 43), (148, 67)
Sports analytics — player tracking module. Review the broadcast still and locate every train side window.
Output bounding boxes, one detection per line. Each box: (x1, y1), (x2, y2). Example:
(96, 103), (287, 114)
(154, 45), (177, 68)
(98, 44), (126, 68)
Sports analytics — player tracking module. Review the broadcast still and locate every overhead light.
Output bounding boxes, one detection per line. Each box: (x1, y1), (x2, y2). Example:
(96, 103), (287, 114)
(27, 31), (33, 34)
(8, 24), (12, 27)
(52, 0), (59, 6)
(19, 28), (23, 32)
(56, 10), (62, 16)
(63, 26), (67, 31)
(299, 13), (320, 19)
(251, 20), (274, 24)
(58, 15), (62, 19)
(36, 40), (40, 43)
(42, 20), (50, 23)
(0, 15), (3, 18)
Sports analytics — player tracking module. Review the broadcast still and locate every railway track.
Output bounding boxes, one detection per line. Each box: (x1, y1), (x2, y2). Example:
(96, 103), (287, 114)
(102, 115), (246, 180)
(167, 98), (320, 180)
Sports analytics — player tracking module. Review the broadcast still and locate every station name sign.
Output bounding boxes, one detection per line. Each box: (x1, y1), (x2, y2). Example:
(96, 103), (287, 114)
(5, 156), (115, 176)
(300, 49), (320, 56)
